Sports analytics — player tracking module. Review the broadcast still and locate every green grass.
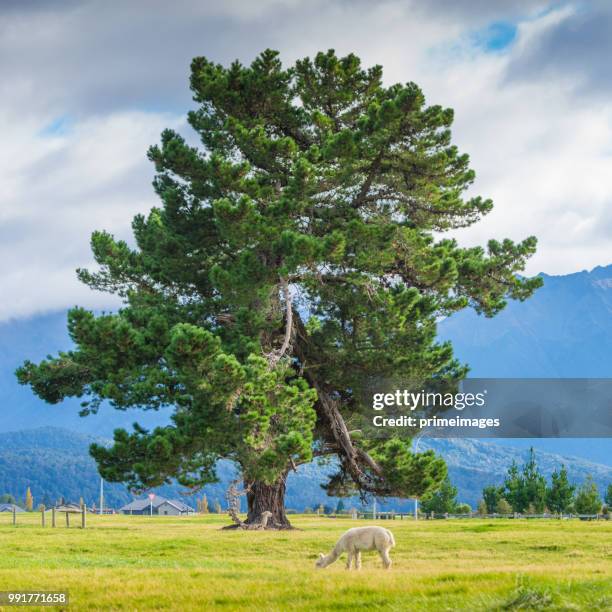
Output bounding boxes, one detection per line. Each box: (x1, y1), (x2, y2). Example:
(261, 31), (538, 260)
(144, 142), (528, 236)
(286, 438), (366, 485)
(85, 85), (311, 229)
(0, 513), (610, 610)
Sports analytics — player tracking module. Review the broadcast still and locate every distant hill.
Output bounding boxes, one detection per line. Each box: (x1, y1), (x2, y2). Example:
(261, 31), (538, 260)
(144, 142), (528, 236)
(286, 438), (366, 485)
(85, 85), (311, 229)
(1, 427), (609, 512)
(0, 426), (397, 512)
(439, 264), (612, 378)
(421, 438), (611, 508)
(0, 312), (172, 435)
(0, 427), (169, 509)
(437, 263), (612, 465)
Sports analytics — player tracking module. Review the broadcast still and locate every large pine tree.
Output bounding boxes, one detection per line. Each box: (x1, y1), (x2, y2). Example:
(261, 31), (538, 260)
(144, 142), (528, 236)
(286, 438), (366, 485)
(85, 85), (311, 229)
(17, 50), (541, 528)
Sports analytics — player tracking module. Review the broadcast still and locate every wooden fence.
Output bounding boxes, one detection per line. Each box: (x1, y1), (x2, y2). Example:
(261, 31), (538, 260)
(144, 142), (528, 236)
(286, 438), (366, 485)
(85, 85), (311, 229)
(5, 504), (87, 528)
(345, 510), (610, 521)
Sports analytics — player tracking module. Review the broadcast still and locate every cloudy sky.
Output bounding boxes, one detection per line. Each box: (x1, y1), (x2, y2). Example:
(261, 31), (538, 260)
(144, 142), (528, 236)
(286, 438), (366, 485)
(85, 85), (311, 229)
(2, 0), (611, 321)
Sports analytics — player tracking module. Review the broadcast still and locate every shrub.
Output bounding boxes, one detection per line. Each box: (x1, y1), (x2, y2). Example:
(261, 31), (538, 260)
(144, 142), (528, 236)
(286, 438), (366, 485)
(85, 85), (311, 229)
(420, 476), (459, 514)
(574, 476), (602, 515)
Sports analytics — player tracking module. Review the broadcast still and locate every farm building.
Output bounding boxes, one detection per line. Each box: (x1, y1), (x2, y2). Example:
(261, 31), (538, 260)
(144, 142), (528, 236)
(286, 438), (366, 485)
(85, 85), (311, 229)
(54, 502), (83, 512)
(119, 495), (195, 516)
(0, 503), (24, 512)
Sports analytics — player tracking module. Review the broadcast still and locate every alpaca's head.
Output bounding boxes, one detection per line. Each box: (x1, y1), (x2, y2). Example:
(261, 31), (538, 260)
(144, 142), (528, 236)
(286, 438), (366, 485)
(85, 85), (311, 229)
(315, 553), (327, 568)
(261, 511), (273, 519)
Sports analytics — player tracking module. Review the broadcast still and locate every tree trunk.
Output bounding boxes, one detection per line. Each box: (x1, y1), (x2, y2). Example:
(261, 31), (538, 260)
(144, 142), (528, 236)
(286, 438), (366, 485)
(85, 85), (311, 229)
(245, 474), (292, 529)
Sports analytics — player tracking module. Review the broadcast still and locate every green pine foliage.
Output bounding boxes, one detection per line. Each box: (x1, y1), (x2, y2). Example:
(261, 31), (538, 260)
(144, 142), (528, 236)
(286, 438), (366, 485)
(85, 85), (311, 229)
(546, 465), (575, 513)
(482, 485), (504, 514)
(16, 50), (540, 510)
(521, 448), (547, 513)
(573, 476), (602, 515)
(496, 498), (512, 514)
(420, 475), (459, 514)
(502, 449), (547, 513)
(605, 483), (612, 508)
(502, 461), (523, 512)
(487, 454), (581, 515)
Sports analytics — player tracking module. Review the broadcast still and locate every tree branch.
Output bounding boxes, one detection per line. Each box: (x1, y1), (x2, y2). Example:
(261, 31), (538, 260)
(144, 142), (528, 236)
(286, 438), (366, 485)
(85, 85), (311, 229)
(266, 276), (293, 369)
(293, 313), (386, 494)
(228, 276), (293, 412)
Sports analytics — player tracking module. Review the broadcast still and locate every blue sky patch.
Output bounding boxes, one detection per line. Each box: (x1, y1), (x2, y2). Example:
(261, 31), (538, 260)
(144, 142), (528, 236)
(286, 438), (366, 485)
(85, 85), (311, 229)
(473, 21), (518, 52)
(40, 115), (72, 137)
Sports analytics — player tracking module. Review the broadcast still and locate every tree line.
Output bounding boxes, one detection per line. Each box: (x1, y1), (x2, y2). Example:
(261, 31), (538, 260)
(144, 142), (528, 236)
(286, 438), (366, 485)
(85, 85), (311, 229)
(479, 449), (610, 515)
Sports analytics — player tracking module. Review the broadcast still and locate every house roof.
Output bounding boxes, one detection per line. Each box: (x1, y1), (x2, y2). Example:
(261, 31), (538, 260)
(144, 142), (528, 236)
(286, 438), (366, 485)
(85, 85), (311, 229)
(119, 495), (194, 512)
(159, 499), (194, 512)
(55, 503), (82, 512)
(0, 503), (24, 512)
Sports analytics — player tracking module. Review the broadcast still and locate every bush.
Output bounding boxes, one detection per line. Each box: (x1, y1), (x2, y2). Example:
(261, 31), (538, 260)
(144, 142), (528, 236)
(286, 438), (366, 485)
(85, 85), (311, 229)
(482, 485), (503, 514)
(496, 499), (512, 514)
(420, 476), (459, 514)
(574, 476), (602, 515)
(455, 503), (471, 515)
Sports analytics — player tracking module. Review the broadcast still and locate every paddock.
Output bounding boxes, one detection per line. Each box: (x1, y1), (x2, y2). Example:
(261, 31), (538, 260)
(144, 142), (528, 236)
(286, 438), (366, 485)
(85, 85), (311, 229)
(0, 512), (609, 610)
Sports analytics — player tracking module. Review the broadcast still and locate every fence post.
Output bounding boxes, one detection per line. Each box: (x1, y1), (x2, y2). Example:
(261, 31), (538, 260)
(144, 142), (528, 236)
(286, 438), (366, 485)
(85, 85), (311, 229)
(81, 506), (86, 529)
(12, 505), (16, 526)
(41, 505), (45, 527)
(66, 512), (69, 528)
(52, 507), (56, 527)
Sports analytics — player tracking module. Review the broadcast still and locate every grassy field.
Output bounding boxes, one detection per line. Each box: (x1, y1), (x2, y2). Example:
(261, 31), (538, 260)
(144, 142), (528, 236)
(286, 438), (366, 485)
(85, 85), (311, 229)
(0, 513), (610, 611)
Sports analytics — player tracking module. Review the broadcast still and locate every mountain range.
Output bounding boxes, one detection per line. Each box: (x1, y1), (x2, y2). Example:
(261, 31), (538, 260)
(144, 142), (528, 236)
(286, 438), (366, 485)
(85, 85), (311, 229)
(0, 263), (611, 506)
(438, 263), (612, 466)
(0, 427), (609, 511)
(439, 264), (612, 378)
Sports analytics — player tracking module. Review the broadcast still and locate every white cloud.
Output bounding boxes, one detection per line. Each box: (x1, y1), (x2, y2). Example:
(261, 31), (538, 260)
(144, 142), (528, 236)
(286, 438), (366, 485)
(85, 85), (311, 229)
(417, 9), (612, 275)
(1, 1), (612, 321)
(0, 111), (183, 321)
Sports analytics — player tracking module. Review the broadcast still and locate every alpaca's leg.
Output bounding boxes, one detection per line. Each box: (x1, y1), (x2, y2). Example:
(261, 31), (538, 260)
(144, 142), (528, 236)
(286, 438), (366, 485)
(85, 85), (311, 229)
(346, 551), (353, 570)
(354, 551), (362, 570)
(380, 547), (392, 569)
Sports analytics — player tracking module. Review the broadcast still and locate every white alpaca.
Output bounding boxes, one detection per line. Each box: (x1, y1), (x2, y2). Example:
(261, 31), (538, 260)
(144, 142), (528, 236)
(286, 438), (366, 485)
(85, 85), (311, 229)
(315, 526), (395, 570)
